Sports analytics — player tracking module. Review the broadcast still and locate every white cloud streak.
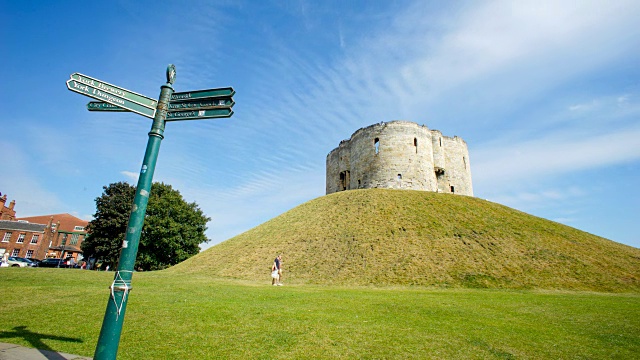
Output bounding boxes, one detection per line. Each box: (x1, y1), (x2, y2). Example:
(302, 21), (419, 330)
(473, 126), (640, 186)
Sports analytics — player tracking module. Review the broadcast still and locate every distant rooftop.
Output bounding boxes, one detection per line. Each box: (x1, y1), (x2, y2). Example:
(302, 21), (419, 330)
(0, 220), (46, 232)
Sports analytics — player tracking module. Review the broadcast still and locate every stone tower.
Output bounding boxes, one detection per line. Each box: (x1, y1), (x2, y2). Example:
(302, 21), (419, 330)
(326, 120), (473, 196)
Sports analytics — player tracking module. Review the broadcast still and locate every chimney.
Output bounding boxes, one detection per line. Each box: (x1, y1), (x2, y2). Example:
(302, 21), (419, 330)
(0, 195), (6, 207)
(9, 200), (15, 210)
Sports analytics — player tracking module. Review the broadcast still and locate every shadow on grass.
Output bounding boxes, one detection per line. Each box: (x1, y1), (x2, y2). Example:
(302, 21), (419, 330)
(0, 325), (83, 360)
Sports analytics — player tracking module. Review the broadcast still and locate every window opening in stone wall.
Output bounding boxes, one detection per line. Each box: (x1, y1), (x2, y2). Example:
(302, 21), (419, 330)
(414, 138), (418, 153)
(439, 138), (442, 147)
(397, 174), (402, 180)
(374, 138), (380, 154)
(450, 185), (455, 193)
(339, 170), (350, 191)
(463, 156), (467, 169)
(358, 180), (361, 188)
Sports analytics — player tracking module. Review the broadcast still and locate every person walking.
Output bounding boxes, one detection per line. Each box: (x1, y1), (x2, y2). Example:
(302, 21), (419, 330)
(272, 254), (283, 286)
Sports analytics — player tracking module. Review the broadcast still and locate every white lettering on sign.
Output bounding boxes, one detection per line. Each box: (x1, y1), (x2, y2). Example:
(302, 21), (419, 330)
(172, 93), (192, 100)
(92, 89), (125, 105)
(72, 81), (89, 92)
(168, 100), (219, 110)
(169, 111), (197, 118)
(76, 75), (125, 97)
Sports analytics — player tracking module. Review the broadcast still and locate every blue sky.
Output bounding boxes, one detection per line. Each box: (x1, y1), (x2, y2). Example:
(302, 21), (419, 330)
(1, 0), (639, 250)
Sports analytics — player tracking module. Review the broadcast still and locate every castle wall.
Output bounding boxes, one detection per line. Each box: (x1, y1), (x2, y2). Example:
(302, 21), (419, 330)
(440, 135), (473, 195)
(326, 121), (473, 196)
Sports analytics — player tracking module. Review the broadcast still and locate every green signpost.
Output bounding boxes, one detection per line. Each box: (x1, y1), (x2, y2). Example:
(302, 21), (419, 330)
(66, 65), (234, 360)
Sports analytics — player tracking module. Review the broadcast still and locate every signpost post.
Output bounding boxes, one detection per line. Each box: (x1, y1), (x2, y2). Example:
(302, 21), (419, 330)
(66, 65), (234, 360)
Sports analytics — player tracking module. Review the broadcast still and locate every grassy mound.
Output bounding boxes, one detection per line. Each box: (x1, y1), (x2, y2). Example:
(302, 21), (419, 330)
(171, 189), (640, 291)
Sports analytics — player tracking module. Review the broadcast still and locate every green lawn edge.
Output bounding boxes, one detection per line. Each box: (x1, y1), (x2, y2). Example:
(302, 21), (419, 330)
(1, 268), (639, 359)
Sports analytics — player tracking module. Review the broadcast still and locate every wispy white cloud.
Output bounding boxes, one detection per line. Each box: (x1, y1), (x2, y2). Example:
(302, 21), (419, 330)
(473, 126), (640, 186)
(569, 101), (598, 112)
(488, 186), (585, 208)
(120, 171), (139, 183)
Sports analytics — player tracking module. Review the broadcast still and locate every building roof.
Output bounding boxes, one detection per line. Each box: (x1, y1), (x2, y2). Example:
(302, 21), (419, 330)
(0, 220), (46, 232)
(17, 213), (88, 233)
(49, 244), (82, 252)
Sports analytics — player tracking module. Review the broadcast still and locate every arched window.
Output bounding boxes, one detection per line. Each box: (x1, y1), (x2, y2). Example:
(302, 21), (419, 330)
(414, 138), (418, 153)
(374, 138), (380, 154)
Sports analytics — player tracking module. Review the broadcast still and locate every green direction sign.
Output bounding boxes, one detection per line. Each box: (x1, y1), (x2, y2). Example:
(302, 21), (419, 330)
(67, 78), (156, 118)
(67, 73), (157, 118)
(168, 97), (234, 111)
(170, 87), (235, 101)
(87, 101), (128, 112)
(70, 73), (157, 109)
(87, 97), (235, 113)
(165, 108), (233, 121)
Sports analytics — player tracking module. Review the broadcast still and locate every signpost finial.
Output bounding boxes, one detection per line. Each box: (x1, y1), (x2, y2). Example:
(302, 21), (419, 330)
(167, 64), (176, 85)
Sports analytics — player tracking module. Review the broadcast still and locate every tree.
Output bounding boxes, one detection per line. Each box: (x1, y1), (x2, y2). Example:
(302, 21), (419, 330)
(82, 182), (210, 270)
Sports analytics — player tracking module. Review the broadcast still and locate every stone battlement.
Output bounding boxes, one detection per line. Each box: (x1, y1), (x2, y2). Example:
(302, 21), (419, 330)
(326, 121), (473, 196)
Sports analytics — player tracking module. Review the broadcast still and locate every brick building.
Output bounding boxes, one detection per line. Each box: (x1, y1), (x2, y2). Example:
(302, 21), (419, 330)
(0, 194), (16, 220)
(0, 195), (89, 262)
(18, 214), (89, 261)
(0, 220), (49, 259)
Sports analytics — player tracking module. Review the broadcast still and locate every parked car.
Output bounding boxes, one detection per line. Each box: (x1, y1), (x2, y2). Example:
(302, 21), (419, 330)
(7, 256), (35, 267)
(22, 257), (39, 267)
(37, 258), (66, 268)
(9, 257), (38, 267)
(37, 258), (80, 268)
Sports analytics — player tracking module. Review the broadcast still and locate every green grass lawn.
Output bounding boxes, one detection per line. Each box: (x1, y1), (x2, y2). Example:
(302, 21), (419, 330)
(1, 268), (639, 359)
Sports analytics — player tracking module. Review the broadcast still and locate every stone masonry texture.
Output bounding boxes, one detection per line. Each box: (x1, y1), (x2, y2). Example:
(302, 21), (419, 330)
(326, 121), (473, 196)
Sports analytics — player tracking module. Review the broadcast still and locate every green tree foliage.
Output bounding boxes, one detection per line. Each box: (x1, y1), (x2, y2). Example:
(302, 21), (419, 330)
(82, 182), (210, 270)
(82, 182), (133, 270)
